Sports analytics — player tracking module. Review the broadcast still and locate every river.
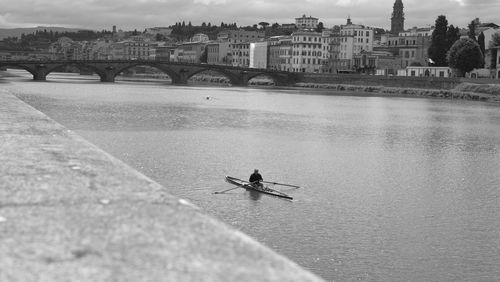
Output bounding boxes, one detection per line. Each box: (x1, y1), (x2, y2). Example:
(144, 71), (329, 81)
(3, 71), (500, 281)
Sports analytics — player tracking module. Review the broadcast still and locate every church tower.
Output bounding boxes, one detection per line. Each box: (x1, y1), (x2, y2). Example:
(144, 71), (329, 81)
(391, 0), (405, 35)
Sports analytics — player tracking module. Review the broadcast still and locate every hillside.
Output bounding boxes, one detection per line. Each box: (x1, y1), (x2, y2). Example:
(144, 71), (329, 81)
(0, 26), (90, 40)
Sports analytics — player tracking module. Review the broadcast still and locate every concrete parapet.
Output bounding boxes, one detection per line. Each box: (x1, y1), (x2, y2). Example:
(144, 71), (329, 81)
(0, 90), (324, 282)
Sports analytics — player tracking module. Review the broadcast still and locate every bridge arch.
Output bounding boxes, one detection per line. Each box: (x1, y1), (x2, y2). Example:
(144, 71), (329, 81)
(44, 62), (105, 79)
(113, 62), (181, 83)
(0, 63), (37, 77)
(247, 72), (288, 86)
(185, 67), (241, 86)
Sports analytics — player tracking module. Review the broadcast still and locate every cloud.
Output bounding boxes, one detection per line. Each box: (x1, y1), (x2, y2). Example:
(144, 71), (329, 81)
(335, 0), (369, 7)
(450, 0), (465, 6)
(0, 0), (497, 31)
(193, 0), (230, 5)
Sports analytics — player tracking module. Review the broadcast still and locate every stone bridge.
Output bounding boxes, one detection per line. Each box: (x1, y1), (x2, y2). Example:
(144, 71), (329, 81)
(0, 60), (300, 86)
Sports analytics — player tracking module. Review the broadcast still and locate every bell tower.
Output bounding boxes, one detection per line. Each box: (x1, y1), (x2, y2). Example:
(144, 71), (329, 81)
(391, 0), (405, 35)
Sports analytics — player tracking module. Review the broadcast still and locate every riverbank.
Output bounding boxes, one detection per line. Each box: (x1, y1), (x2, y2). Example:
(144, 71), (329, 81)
(293, 82), (500, 102)
(0, 89), (324, 282)
(2, 69), (499, 102)
(187, 73), (500, 102)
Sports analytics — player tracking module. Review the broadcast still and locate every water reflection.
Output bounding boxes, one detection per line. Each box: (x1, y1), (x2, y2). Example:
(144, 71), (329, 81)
(248, 189), (263, 201)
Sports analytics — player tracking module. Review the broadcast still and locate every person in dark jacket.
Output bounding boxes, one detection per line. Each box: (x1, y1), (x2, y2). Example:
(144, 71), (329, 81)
(249, 169), (263, 186)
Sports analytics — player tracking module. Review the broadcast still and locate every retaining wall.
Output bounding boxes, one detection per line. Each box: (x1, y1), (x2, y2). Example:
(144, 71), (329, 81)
(0, 90), (324, 282)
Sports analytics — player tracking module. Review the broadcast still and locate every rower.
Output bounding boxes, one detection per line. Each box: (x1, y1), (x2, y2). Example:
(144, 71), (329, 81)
(249, 169), (263, 187)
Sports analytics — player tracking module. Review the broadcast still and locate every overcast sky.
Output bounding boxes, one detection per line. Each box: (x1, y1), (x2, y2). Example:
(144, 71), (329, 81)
(0, 0), (498, 31)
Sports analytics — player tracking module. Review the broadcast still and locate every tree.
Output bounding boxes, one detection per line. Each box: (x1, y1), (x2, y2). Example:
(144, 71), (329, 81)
(468, 20), (477, 41)
(478, 32), (485, 54)
(428, 15), (449, 66)
(155, 33), (165, 41)
(447, 38), (483, 76)
(315, 22), (325, 33)
(258, 22), (269, 30)
(478, 32), (486, 67)
(199, 46), (208, 63)
(446, 25), (461, 51)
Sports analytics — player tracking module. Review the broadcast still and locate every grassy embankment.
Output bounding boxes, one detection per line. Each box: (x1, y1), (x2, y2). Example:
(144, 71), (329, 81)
(293, 82), (500, 102)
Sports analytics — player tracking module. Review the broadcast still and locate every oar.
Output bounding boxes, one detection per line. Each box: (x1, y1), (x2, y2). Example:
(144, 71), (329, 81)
(214, 186), (241, 194)
(262, 181), (301, 189)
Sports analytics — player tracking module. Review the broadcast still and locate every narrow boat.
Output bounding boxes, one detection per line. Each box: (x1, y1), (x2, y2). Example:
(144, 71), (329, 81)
(225, 176), (293, 200)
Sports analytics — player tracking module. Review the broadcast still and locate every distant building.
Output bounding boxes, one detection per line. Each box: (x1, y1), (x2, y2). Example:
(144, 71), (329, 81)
(375, 34), (431, 68)
(217, 29), (265, 44)
(175, 42), (207, 63)
(353, 50), (402, 75)
(391, 0), (405, 35)
(0, 50), (52, 60)
(399, 26), (433, 37)
(494, 46), (500, 79)
(339, 17), (375, 70)
(291, 30), (323, 73)
(155, 44), (177, 61)
(122, 38), (155, 60)
(278, 37), (293, 72)
(190, 33), (210, 43)
(72, 39), (113, 60)
(145, 27), (173, 37)
(48, 37), (79, 60)
(266, 36), (293, 71)
(373, 51), (403, 75)
(401, 66), (451, 77)
(231, 42), (250, 67)
(267, 37), (282, 71)
(280, 24), (297, 30)
(206, 41), (231, 65)
(249, 41), (268, 69)
(108, 42), (126, 59)
(295, 15), (319, 30)
(321, 28), (341, 73)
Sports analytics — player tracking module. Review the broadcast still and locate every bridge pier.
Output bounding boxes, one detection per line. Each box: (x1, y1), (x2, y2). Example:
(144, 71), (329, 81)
(100, 67), (117, 82)
(33, 64), (48, 81)
(171, 69), (189, 85)
(231, 71), (249, 87)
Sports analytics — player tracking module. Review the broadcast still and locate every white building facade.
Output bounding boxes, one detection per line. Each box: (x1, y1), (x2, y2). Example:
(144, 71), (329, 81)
(295, 15), (319, 29)
(339, 18), (374, 70)
(291, 30), (323, 73)
(249, 42), (268, 69)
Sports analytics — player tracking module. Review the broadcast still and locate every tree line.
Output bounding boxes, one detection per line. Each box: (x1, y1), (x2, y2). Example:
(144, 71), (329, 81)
(428, 15), (500, 76)
(2, 29), (113, 50)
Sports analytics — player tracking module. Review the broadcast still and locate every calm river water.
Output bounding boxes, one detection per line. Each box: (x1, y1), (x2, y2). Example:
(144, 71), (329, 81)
(3, 71), (500, 281)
